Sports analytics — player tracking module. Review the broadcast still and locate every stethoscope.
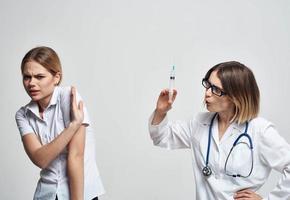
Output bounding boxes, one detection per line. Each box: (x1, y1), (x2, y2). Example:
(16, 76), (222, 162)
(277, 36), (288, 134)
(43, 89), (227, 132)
(202, 113), (254, 178)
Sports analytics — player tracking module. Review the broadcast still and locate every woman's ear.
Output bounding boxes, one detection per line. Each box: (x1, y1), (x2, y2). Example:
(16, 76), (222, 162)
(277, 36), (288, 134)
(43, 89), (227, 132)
(54, 72), (61, 85)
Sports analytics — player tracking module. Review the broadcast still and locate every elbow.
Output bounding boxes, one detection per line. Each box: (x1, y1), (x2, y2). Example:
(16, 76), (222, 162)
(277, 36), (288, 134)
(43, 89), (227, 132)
(30, 151), (52, 169)
(68, 150), (84, 163)
(31, 158), (49, 169)
(68, 153), (84, 169)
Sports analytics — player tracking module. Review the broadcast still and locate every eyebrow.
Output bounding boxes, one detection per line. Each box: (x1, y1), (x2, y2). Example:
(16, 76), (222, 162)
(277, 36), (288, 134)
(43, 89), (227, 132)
(23, 73), (46, 77)
(208, 80), (224, 90)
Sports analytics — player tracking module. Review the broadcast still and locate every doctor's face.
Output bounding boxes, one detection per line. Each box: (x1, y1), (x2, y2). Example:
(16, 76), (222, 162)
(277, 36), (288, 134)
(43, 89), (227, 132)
(22, 61), (60, 108)
(204, 70), (234, 113)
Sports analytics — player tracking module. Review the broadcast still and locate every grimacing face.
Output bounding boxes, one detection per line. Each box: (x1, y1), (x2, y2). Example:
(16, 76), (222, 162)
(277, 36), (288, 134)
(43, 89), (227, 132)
(22, 61), (60, 109)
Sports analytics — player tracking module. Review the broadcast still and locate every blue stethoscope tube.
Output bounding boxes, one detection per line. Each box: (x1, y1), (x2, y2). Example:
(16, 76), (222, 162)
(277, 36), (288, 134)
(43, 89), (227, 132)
(202, 113), (254, 178)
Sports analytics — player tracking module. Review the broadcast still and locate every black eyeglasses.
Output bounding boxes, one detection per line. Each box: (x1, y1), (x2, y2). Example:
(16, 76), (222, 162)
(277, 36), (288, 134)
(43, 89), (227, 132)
(202, 78), (226, 97)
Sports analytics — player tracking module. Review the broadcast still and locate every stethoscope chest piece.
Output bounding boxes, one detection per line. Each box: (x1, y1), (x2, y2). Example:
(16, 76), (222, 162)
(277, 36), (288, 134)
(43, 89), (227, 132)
(202, 166), (212, 176)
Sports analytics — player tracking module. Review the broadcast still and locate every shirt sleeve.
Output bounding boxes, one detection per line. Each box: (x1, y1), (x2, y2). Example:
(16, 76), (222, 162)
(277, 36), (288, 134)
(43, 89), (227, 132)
(60, 86), (91, 128)
(15, 107), (34, 137)
(148, 110), (194, 149)
(259, 124), (290, 199)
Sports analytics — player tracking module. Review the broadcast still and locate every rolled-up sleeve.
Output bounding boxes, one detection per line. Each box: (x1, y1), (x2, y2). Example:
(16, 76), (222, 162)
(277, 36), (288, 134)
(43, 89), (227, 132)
(148, 111), (193, 149)
(259, 124), (290, 199)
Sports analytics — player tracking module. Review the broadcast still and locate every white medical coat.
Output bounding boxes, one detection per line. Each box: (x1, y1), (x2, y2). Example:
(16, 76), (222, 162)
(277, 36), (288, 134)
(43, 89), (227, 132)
(149, 112), (290, 200)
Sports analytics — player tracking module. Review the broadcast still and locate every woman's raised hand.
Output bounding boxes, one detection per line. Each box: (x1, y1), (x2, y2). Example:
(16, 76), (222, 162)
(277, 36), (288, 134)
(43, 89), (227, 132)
(155, 89), (177, 115)
(151, 89), (177, 125)
(70, 86), (84, 127)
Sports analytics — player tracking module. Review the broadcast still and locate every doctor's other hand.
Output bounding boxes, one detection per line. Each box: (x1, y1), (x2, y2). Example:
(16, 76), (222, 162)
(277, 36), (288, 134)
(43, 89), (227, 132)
(234, 189), (262, 200)
(152, 89), (177, 125)
(70, 86), (84, 127)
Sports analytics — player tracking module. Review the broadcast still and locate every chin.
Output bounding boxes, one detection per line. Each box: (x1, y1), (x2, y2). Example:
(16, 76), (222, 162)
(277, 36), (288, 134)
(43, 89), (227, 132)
(207, 109), (215, 113)
(206, 106), (217, 113)
(30, 95), (42, 102)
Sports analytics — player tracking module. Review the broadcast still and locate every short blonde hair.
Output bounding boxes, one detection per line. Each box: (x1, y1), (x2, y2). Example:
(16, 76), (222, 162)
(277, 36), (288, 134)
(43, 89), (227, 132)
(204, 61), (260, 124)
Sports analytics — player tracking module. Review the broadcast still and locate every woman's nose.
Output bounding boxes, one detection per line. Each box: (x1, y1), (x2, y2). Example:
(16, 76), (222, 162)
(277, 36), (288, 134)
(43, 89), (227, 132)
(29, 77), (37, 86)
(205, 87), (212, 96)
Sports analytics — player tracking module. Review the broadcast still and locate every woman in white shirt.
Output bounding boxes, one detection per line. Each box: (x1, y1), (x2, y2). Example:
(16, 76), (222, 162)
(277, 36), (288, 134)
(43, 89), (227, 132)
(149, 61), (290, 200)
(15, 46), (105, 200)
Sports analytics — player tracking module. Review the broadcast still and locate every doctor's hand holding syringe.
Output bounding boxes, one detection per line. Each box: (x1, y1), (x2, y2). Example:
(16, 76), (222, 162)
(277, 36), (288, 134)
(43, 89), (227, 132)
(152, 65), (177, 125)
(148, 61), (290, 200)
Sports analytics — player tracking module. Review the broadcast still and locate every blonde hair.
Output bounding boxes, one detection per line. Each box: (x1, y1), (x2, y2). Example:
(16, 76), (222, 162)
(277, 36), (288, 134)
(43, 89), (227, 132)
(204, 61), (260, 124)
(21, 46), (62, 85)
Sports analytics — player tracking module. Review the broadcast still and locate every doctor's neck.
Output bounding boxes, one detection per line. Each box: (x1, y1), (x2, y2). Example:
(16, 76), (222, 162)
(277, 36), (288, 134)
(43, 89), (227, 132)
(217, 110), (235, 139)
(217, 110), (235, 125)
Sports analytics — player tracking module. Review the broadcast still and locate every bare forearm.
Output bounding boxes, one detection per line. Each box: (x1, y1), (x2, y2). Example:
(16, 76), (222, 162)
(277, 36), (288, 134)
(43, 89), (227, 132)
(68, 155), (84, 200)
(32, 122), (81, 168)
(67, 125), (85, 200)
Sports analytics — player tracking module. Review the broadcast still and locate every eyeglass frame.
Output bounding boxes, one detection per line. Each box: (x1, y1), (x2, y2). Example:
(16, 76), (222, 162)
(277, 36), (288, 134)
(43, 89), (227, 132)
(202, 78), (227, 97)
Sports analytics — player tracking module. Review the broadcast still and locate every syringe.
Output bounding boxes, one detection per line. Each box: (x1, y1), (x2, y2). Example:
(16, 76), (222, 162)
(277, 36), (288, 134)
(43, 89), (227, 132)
(169, 65), (175, 102)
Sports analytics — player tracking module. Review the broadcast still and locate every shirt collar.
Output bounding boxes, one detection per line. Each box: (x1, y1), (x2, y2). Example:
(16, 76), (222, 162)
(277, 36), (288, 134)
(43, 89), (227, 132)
(48, 86), (59, 106)
(200, 112), (217, 126)
(25, 86), (60, 117)
(232, 122), (247, 133)
(201, 112), (247, 133)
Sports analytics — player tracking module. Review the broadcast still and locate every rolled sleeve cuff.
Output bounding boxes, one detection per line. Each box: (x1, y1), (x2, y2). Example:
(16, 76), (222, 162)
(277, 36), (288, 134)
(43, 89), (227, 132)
(148, 111), (169, 139)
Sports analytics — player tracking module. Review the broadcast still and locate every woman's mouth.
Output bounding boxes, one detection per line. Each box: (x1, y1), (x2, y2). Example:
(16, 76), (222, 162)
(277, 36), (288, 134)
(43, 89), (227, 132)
(205, 100), (212, 106)
(29, 90), (40, 96)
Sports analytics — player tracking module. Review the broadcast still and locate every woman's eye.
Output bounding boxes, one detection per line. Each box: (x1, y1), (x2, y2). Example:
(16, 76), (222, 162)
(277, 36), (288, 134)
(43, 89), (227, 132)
(36, 76), (45, 80)
(212, 86), (221, 93)
(23, 76), (31, 80)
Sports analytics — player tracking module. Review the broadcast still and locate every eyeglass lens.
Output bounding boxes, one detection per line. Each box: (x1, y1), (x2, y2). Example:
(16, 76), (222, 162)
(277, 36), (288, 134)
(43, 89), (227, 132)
(202, 79), (225, 96)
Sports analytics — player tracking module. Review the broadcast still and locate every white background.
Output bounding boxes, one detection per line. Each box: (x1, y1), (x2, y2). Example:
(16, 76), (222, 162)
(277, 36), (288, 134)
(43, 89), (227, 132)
(1, 0), (290, 199)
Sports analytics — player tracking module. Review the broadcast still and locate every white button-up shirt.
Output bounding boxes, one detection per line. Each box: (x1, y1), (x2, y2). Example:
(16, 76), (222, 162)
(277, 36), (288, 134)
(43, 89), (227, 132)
(149, 112), (290, 200)
(15, 86), (105, 200)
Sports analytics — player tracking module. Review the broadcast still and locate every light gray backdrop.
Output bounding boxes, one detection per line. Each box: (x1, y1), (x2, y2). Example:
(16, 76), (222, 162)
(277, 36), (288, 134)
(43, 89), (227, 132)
(1, 0), (290, 199)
